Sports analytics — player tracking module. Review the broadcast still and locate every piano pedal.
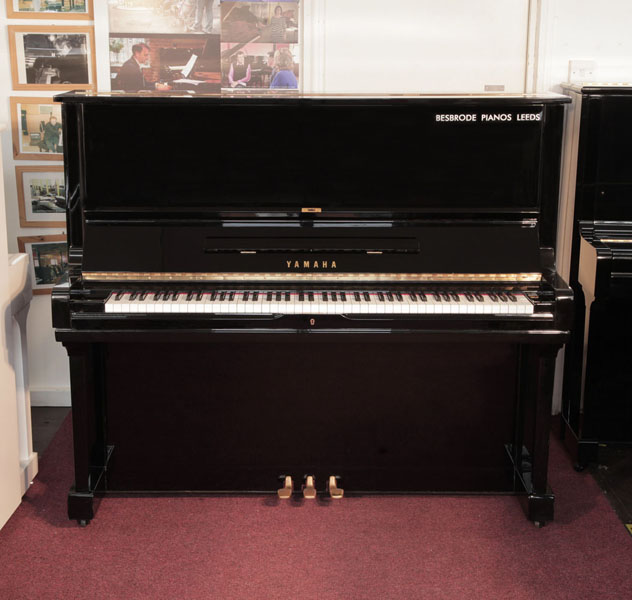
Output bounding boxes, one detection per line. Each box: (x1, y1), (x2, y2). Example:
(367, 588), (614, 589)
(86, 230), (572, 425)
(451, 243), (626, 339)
(327, 475), (344, 499)
(302, 475), (317, 499)
(277, 475), (293, 499)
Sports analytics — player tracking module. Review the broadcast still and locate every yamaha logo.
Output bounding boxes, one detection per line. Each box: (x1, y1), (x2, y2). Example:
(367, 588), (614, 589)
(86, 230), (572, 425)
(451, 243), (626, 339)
(286, 260), (338, 269)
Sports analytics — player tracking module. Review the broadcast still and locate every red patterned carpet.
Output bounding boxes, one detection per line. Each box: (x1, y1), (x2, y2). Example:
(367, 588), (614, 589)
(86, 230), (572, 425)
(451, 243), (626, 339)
(1, 417), (631, 600)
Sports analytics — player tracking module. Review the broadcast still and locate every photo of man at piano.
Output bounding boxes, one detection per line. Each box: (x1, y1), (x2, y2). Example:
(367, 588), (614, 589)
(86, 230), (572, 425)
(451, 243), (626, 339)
(112, 42), (172, 92)
(221, 41), (298, 89)
(110, 35), (220, 93)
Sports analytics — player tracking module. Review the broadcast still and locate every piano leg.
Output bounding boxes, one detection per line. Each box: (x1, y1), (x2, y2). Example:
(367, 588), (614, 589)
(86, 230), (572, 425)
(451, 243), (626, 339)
(64, 343), (109, 526)
(510, 344), (560, 526)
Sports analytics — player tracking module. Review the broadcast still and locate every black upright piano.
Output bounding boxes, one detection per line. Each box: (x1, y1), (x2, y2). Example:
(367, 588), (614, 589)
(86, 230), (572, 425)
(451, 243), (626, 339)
(559, 84), (632, 467)
(53, 91), (572, 526)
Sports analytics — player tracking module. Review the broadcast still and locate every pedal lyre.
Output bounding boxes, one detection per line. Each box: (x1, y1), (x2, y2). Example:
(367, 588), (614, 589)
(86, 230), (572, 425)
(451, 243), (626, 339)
(303, 475), (317, 499)
(328, 476), (344, 499)
(277, 476), (293, 499)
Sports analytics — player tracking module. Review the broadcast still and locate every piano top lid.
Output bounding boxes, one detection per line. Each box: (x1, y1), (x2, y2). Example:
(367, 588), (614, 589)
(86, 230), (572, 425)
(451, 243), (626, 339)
(561, 82), (632, 94)
(55, 90), (571, 105)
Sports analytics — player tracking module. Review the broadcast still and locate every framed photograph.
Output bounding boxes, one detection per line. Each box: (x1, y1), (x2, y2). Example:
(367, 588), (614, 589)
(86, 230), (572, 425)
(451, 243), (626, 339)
(17, 235), (68, 295)
(6, 0), (93, 19)
(109, 0), (219, 34)
(16, 166), (66, 228)
(8, 25), (97, 91)
(10, 97), (63, 160)
(221, 42), (299, 90)
(109, 34), (220, 93)
(221, 2), (299, 44)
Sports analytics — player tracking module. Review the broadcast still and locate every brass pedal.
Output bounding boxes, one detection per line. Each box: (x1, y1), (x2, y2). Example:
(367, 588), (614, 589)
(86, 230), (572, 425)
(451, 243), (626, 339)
(302, 475), (317, 499)
(328, 475), (344, 499)
(277, 476), (293, 499)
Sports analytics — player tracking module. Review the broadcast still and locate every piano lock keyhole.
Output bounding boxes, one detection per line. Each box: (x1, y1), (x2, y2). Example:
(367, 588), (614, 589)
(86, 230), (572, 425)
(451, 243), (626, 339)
(310, 318), (316, 326)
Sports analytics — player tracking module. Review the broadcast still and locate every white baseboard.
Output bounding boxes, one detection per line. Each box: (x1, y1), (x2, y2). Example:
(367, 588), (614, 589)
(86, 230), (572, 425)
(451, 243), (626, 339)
(30, 389), (71, 407)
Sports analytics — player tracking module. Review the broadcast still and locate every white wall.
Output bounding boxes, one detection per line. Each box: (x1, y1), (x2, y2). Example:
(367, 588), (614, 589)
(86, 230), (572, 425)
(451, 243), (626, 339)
(536, 0), (632, 92)
(0, 5), (72, 406)
(317, 0), (530, 93)
(2, 1), (632, 408)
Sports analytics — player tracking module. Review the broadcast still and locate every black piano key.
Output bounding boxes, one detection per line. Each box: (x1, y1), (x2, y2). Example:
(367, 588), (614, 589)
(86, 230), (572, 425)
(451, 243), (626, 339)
(129, 291), (138, 301)
(331, 292), (337, 302)
(419, 292), (427, 302)
(243, 291), (250, 301)
(354, 292), (361, 302)
(409, 291), (418, 302)
(386, 292), (394, 302)
(322, 292), (328, 302)
(139, 291), (148, 301)
(219, 292), (226, 301)
(253, 292), (259, 301)
(115, 291), (125, 301)
(196, 291), (203, 301)
(266, 292), (273, 302)
(172, 292), (179, 301)
(474, 292), (484, 302)
(276, 292), (282, 302)
(465, 292), (474, 302)
(163, 291), (171, 301)
(433, 292), (441, 301)
(186, 291), (194, 301)
(507, 292), (517, 302)
(363, 292), (370, 302)
(378, 292), (385, 302)
(308, 292), (314, 302)
(341, 292), (347, 302)
(153, 291), (162, 301)
(498, 292), (508, 302)
(450, 292), (460, 302)
(441, 292), (450, 301)
(489, 292), (498, 302)
(395, 292), (403, 302)
(285, 292), (291, 302)
(211, 291), (217, 301)
(299, 292), (304, 302)
(229, 292), (235, 301)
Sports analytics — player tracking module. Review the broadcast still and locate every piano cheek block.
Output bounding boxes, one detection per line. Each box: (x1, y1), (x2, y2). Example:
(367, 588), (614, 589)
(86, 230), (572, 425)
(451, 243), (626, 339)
(54, 91), (571, 526)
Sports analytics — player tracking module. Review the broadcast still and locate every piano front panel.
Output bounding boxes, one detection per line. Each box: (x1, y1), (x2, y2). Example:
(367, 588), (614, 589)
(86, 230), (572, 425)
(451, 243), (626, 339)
(104, 338), (520, 493)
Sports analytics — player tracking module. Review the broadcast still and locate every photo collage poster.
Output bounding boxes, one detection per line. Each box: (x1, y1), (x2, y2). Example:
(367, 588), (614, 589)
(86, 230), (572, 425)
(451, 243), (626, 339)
(107, 0), (300, 94)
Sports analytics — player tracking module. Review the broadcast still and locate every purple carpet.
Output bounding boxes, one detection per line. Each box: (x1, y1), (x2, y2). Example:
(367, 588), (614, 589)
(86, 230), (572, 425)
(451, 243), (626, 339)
(1, 416), (631, 600)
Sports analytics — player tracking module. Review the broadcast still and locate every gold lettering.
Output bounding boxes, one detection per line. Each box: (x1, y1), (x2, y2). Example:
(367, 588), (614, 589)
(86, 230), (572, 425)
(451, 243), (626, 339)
(322, 261), (328, 269)
(286, 260), (291, 268)
(294, 261), (300, 268)
(303, 260), (310, 268)
(332, 261), (337, 269)
(313, 261), (319, 268)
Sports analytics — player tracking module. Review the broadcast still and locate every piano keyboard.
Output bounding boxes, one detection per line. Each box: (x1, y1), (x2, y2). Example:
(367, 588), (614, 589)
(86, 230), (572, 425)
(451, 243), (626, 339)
(105, 290), (535, 315)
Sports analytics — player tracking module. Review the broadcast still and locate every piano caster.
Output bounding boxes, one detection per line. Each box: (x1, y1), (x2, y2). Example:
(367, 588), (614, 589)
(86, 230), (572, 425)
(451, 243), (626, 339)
(277, 475), (293, 499)
(77, 519), (90, 527)
(302, 475), (317, 499)
(328, 475), (344, 499)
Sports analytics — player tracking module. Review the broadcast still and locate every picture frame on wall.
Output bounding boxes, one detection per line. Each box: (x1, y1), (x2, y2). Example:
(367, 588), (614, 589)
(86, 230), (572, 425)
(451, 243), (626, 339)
(10, 96), (63, 160)
(8, 25), (97, 91)
(6, 0), (93, 20)
(17, 234), (68, 295)
(16, 166), (66, 228)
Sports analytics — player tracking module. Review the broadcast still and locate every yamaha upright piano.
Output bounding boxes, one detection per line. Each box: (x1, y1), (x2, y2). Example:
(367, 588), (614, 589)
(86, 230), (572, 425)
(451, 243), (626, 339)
(53, 91), (572, 526)
(559, 83), (632, 468)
